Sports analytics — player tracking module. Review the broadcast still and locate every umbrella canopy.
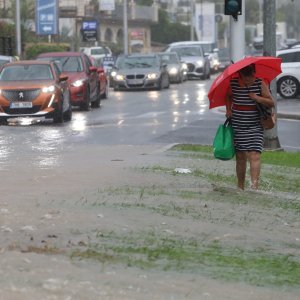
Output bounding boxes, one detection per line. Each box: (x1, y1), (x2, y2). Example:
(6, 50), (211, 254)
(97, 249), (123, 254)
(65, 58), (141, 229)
(208, 56), (282, 109)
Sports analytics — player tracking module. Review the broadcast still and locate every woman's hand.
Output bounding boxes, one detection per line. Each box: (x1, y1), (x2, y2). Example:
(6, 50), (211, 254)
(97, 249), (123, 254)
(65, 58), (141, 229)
(249, 92), (259, 102)
(226, 110), (232, 118)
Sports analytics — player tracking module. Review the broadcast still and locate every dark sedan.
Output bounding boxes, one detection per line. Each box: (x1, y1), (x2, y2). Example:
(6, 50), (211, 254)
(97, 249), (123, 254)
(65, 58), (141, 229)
(112, 53), (170, 91)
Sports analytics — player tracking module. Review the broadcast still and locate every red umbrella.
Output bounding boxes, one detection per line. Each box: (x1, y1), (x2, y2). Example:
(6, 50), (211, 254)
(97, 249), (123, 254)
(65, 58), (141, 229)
(208, 56), (282, 109)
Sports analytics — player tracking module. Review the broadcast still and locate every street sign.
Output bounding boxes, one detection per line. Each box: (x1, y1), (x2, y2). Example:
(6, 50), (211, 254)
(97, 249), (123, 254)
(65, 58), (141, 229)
(36, 0), (58, 35)
(81, 20), (98, 42)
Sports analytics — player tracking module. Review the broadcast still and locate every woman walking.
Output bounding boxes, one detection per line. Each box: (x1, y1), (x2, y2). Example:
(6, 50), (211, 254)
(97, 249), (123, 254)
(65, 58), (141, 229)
(225, 64), (274, 190)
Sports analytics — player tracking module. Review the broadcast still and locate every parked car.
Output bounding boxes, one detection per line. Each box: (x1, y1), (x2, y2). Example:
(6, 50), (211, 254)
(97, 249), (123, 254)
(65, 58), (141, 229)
(276, 47), (300, 98)
(0, 60), (72, 123)
(112, 53), (170, 91)
(158, 52), (187, 83)
(165, 45), (210, 80)
(0, 55), (18, 67)
(90, 57), (109, 99)
(164, 41), (220, 72)
(37, 52), (100, 110)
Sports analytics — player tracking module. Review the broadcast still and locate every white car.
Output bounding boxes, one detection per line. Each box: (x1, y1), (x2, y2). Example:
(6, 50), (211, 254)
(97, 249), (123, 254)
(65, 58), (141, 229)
(276, 48), (300, 98)
(0, 55), (18, 67)
(80, 46), (112, 61)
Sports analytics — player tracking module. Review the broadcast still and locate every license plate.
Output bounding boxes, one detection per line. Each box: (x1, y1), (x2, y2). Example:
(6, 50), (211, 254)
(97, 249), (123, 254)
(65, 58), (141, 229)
(10, 102), (33, 109)
(130, 79), (143, 84)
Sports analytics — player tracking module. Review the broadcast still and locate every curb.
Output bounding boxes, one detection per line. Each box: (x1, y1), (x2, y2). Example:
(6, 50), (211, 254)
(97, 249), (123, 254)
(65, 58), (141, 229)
(277, 113), (300, 120)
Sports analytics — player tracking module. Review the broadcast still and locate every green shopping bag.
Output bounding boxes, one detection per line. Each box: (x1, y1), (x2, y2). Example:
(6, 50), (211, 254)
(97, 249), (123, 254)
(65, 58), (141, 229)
(213, 118), (235, 160)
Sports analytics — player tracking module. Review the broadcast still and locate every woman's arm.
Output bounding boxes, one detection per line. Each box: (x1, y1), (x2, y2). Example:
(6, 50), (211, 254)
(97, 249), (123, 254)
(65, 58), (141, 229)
(249, 80), (274, 108)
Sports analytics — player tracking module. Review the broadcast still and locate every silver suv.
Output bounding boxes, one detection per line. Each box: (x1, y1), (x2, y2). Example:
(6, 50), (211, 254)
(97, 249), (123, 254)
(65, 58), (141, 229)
(165, 45), (210, 80)
(276, 47), (300, 98)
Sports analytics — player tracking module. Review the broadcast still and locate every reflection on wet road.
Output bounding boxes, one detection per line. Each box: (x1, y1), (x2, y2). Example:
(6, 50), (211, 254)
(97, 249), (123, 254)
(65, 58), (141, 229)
(0, 80), (298, 171)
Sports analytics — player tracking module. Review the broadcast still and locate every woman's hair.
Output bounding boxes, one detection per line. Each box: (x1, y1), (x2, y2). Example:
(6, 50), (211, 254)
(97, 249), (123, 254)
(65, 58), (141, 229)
(239, 64), (255, 76)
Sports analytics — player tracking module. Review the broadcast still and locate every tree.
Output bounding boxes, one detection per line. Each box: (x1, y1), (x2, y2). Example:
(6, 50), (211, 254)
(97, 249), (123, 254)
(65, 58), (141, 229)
(151, 9), (190, 44)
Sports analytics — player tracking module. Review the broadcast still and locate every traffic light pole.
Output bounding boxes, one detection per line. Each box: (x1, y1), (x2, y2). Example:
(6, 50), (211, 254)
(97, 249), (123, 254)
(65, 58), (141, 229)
(229, 0), (245, 62)
(263, 0), (281, 150)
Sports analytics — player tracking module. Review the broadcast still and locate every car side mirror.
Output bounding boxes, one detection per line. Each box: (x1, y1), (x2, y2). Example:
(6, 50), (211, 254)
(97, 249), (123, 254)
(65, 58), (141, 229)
(59, 74), (68, 81)
(89, 66), (97, 73)
(97, 67), (105, 74)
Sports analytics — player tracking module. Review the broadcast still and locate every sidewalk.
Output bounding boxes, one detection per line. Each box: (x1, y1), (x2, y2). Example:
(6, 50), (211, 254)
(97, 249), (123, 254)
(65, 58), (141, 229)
(277, 98), (300, 120)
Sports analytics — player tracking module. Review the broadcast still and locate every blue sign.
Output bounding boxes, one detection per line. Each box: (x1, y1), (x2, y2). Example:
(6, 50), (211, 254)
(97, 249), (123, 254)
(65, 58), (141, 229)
(36, 0), (58, 35)
(82, 21), (97, 31)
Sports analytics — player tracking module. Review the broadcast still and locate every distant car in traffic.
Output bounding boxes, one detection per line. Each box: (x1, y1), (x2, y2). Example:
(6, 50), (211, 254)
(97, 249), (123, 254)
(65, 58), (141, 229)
(276, 47), (300, 99)
(80, 46), (112, 62)
(0, 55), (18, 67)
(0, 60), (72, 123)
(165, 45), (210, 80)
(164, 41), (220, 73)
(218, 48), (231, 70)
(37, 52), (101, 110)
(158, 52), (187, 83)
(112, 53), (170, 91)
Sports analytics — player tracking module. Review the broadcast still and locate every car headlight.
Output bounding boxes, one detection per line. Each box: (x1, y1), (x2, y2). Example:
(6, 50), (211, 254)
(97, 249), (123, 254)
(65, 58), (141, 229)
(42, 85), (55, 93)
(181, 63), (188, 70)
(71, 79), (85, 87)
(169, 67), (178, 75)
(110, 71), (117, 78)
(196, 60), (204, 67)
(115, 74), (125, 81)
(147, 73), (158, 79)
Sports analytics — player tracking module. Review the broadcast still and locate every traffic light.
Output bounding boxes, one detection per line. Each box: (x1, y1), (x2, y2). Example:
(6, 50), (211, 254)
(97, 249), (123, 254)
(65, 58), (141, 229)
(224, 0), (242, 21)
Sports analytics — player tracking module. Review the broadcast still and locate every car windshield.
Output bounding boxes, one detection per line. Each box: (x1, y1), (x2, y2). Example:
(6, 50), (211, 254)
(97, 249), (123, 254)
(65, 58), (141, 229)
(39, 56), (83, 72)
(91, 48), (106, 55)
(170, 47), (203, 57)
(0, 59), (10, 66)
(218, 48), (230, 59)
(160, 53), (179, 64)
(117, 56), (158, 69)
(200, 44), (214, 53)
(0, 65), (53, 81)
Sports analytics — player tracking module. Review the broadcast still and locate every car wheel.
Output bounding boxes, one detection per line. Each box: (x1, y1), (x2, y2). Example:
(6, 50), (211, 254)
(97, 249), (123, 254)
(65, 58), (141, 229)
(102, 81), (109, 99)
(278, 77), (299, 99)
(92, 84), (101, 108)
(81, 87), (91, 111)
(165, 75), (170, 89)
(63, 95), (72, 121)
(53, 98), (64, 123)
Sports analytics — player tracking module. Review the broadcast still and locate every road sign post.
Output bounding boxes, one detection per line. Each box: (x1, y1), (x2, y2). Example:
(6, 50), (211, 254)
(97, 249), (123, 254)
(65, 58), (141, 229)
(35, 0), (58, 36)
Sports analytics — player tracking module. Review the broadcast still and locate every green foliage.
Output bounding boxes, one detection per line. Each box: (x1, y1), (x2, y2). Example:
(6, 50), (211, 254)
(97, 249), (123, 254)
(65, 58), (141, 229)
(25, 43), (71, 59)
(151, 9), (190, 44)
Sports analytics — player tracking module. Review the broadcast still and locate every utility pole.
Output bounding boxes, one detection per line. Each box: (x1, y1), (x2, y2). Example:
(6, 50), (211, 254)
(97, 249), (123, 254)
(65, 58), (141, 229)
(15, 0), (21, 57)
(190, 0), (194, 41)
(123, 0), (128, 55)
(263, 0), (281, 150)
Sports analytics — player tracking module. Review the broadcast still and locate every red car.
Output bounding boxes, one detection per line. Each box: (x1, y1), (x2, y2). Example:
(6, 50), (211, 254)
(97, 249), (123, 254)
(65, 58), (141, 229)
(90, 57), (109, 99)
(37, 52), (101, 110)
(0, 60), (72, 123)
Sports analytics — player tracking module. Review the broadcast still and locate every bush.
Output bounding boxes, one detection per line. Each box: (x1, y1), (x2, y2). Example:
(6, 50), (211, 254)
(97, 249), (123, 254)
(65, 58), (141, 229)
(25, 43), (71, 59)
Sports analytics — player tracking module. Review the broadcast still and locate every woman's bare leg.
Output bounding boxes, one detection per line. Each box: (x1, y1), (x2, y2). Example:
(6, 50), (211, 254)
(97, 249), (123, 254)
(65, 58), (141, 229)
(247, 151), (261, 189)
(236, 151), (247, 190)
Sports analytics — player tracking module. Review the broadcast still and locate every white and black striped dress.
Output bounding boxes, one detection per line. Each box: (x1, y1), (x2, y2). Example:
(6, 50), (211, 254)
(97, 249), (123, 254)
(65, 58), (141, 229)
(230, 78), (264, 153)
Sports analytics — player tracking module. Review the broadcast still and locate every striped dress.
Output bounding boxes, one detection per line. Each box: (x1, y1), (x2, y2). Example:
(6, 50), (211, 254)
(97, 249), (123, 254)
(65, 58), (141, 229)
(230, 78), (264, 153)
